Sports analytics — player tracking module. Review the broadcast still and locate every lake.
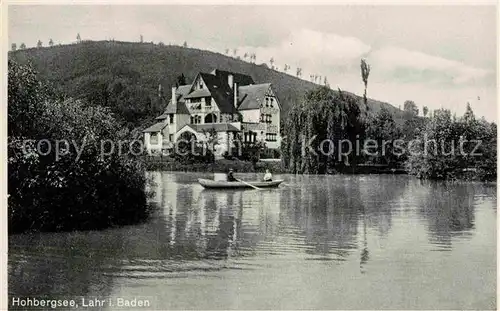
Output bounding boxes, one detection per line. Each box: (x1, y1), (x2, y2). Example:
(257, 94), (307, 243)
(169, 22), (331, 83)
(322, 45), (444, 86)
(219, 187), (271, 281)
(8, 172), (496, 310)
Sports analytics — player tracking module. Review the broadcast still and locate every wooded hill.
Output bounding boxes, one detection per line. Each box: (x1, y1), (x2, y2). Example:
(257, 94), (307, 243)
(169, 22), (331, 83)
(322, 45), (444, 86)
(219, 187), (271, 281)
(9, 40), (404, 130)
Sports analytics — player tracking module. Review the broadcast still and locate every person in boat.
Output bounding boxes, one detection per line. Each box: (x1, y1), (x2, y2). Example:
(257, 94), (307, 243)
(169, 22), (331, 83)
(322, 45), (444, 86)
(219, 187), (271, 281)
(227, 169), (237, 182)
(263, 169), (272, 181)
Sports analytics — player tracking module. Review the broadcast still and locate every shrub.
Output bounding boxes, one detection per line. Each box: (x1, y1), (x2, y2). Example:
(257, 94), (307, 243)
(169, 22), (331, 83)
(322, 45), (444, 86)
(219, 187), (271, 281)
(8, 60), (149, 233)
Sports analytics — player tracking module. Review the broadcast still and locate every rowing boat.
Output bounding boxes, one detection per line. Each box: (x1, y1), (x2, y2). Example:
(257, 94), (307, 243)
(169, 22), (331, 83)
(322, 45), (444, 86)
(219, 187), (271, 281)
(198, 178), (283, 189)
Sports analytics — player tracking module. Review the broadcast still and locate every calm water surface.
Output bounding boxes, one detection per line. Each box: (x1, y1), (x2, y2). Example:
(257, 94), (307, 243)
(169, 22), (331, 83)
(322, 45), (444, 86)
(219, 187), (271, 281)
(9, 173), (496, 310)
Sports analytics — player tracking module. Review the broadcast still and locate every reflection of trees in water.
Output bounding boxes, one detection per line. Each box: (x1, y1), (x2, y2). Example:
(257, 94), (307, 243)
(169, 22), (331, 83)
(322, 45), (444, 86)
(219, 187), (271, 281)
(357, 175), (410, 237)
(154, 184), (247, 260)
(9, 231), (121, 300)
(278, 176), (360, 261)
(415, 180), (476, 248)
(144, 174), (410, 265)
(278, 175), (409, 268)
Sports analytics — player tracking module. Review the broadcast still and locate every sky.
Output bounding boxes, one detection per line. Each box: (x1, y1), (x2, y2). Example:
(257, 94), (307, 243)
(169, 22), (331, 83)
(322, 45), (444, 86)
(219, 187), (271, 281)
(8, 4), (498, 121)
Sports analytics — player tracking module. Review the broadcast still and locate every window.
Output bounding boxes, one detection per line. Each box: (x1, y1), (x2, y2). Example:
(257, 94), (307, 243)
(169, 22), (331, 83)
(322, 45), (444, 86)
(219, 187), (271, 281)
(190, 116), (201, 124)
(150, 132), (159, 144)
(169, 134), (174, 141)
(244, 132), (256, 143)
(265, 133), (277, 142)
(205, 97), (212, 107)
(169, 114), (174, 124)
(260, 114), (265, 122)
(191, 98), (202, 104)
(265, 98), (269, 107)
(270, 98), (274, 107)
(264, 114), (272, 124)
(199, 82), (203, 89)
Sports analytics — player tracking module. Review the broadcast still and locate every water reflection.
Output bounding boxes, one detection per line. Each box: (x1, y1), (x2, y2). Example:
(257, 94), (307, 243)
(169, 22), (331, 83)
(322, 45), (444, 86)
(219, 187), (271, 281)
(8, 172), (496, 310)
(146, 173), (414, 268)
(9, 231), (120, 302)
(409, 180), (477, 250)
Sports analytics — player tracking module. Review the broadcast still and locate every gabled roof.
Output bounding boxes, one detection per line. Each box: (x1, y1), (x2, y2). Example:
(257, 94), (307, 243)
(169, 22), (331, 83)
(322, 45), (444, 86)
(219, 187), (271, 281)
(198, 73), (237, 114)
(143, 122), (167, 133)
(157, 85), (191, 118)
(176, 85), (192, 98)
(183, 88), (211, 99)
(237, 83), (272, 110)
(211, 69), (255, 86)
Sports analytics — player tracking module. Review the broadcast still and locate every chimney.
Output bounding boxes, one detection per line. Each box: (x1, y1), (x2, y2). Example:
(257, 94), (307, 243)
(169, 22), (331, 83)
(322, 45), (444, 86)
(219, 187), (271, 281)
(158, 84), (163, 98)
(233, 82), (238, 108)
(171, 86), (177, 105)
(228, 74), (234, 88)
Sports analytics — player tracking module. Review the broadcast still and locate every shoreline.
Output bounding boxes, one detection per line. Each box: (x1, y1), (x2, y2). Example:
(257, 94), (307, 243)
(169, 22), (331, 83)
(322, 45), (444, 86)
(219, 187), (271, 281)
(143, 157), (407, 175)
(143, 158), (495, 182)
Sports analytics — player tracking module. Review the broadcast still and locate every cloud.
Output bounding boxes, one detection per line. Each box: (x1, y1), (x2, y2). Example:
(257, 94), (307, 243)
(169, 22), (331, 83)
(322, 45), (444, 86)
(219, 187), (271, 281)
(369, 46), (493, 86)
(231, 29), (495, 121)
(237, 29), (371, 71)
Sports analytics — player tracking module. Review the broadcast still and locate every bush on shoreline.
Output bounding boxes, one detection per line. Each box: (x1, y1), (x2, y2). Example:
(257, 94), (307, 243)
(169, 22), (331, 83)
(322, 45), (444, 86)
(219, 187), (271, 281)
(8, 60), (150, 234)
(406, 107), (497, 182)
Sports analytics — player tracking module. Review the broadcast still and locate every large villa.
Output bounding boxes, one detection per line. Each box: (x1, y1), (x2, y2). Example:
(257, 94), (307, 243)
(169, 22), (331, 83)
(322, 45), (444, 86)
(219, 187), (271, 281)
(143, 69), (282, 158)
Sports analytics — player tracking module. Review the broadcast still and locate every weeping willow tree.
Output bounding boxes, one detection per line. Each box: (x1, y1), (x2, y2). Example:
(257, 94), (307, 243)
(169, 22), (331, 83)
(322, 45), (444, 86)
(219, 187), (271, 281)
(282, 86), (367, 174)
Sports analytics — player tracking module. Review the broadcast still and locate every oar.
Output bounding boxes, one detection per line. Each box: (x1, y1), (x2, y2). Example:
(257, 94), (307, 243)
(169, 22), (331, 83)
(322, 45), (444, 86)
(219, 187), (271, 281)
(235, 178), (262, 190)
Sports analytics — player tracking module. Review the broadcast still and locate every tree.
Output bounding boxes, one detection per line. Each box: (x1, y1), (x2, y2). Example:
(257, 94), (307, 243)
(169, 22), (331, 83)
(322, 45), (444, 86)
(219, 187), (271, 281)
(158, 41), (164, 46)
(423, 106), (429, 117)
(270, 57), (274, 69)
(76, 33), (81, 43)
(463, 102), (475, 124)
(405, 103), (496, 181)
(402, 101), (424, 141)
(19, 43), (26, 49)
(296, 67), (302, 77)
(36, 40), (43, 48)
(183, 41), (188, 48)
(403, 100), (419, 117)
(324, 76), (329, 87)
(366, 107), (403, 166)
(225, 48), (229, 55)
(201, 128), (219, 163)
(8, 60), (148, 233)
(11, 43), (16, 51)
(360, 59), (371, 110)
(233, 48), (237, 57)
(282, 86), (366, 174)
(243, 52), (248, 60)
(49, 39), (54, 47)
(140, 35), (143, 43)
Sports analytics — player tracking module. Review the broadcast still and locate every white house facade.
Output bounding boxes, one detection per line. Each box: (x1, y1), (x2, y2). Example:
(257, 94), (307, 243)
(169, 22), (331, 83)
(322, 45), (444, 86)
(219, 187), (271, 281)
(143, 69), (282, 158)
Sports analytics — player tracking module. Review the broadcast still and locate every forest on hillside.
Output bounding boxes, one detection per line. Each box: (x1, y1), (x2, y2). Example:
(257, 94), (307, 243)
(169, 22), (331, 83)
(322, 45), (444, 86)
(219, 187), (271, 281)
(8, 40), (404, 131)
